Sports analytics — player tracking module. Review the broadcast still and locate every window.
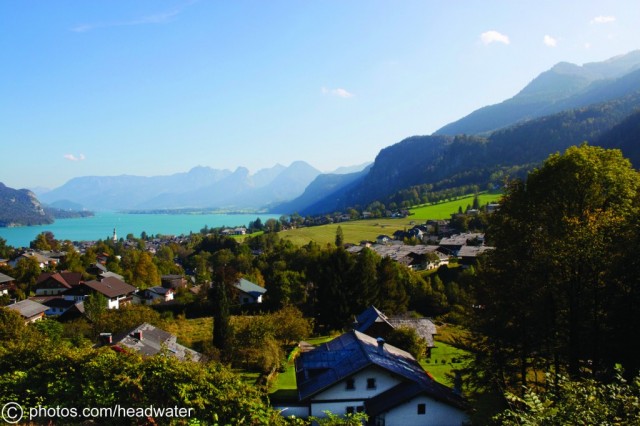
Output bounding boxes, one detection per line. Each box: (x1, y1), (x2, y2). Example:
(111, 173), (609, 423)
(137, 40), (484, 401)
(345, 378), (355, 390)
(366, 378), (377, 389)
(417, 403), (426, 415)
(346, 406), (355, 414)
(346, 406), (364, 414)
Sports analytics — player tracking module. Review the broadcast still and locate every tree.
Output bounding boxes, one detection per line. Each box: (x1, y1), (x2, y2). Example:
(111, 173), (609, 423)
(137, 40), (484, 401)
(84, 292), (108, 322)
(210, 250), (238, 354)
(495, 367), (640, 425)
(473, 144), (640, 394)
(335, 225), (344, 247)
(386, 326), (427, 359)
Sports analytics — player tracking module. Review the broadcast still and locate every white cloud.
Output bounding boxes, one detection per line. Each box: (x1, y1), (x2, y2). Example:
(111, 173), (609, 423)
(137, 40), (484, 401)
(480, 30), (510, 45)
(321, 87), (355, 98)
(543, 35), (558, 47)
(64, 154), (86, 161)
(590, 16), (616, 24)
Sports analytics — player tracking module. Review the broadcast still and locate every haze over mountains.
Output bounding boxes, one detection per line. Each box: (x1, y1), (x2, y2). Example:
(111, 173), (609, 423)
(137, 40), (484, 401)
(8, 50), (640, 221)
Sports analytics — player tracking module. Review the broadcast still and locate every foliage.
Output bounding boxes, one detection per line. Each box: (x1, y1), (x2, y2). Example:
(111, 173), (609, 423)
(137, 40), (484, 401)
(386, 326), (427, 359)
(472, 144), (640, 396)
(495, 367), (640, 425)
(309, 411), (368, 426)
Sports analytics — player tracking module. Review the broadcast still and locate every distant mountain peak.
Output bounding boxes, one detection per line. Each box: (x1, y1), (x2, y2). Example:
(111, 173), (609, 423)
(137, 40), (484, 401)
(435, 50), (640, 136)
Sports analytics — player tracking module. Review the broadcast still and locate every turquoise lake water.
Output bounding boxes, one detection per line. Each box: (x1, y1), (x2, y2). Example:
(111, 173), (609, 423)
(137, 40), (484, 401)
(0, 211), (281, 248)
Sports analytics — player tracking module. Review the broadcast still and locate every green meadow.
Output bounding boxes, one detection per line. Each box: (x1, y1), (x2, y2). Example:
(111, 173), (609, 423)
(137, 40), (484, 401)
(279, 192), (503, 246)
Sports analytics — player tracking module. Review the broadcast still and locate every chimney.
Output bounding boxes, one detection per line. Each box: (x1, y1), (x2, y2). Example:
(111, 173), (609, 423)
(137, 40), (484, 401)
(133, 331), (143, 340)
(376, 337), (385, 354)
(99, 333), (113, 345)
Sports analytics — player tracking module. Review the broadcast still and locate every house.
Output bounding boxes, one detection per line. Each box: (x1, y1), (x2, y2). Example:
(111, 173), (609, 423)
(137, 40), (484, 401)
(438, 233), (484, 256)
(355, 306), (438, 356)
(134, 286), (175, 305)
(85, 277), (137, 309)
(457, 245), (494, 266)
(63, 277), (136, 309)
(234, 278), (267, 305)
(10, 251), (57, 269)
(0, 272), (16, 295)
(57, 301), (86, 322)
(278, 330), (467, 425)
(353, 306), (396, 340)
(102, 322), (204, 362)
(387, 317), (438, 356)
(34, 271), (83, 296)
(5, 299), (49, 323)
(36, 297), (81, 316)
(161, 274), (187, 289)
(87, 262), (108, 276)
(376, 235), (392, 245)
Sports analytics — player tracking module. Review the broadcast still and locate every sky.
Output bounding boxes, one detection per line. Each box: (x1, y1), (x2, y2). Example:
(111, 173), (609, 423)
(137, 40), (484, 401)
(2, 1), (640, 190)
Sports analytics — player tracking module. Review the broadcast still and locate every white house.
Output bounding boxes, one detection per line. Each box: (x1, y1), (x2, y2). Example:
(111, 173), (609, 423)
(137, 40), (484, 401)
(275, 330), (468, 425)
(62, 277), (136, 310)
(234, 278), (267, 305)
(134, 286), (174, 305)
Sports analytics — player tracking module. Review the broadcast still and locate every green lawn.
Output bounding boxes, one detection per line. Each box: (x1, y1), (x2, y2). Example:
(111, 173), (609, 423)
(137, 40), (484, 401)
(420, 341), (470, 386)
(409, 192), (502, 220)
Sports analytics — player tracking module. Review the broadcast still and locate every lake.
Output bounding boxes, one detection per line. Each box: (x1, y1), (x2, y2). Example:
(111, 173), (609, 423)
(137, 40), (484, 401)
(0, 211), (282, 248)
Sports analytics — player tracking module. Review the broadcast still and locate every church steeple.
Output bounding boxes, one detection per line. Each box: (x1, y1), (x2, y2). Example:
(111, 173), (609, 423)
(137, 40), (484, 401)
(112, 227), (117, 243)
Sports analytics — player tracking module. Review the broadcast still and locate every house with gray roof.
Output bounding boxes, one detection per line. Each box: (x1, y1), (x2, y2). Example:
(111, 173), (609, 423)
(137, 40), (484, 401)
(275, 330), (467, 425)
(104, 322), (203, 362)
(0, 272), (16, 295)
(234, 278), (266, 305)
(354, 306), (438, 355)
(5, 299), (49, 323)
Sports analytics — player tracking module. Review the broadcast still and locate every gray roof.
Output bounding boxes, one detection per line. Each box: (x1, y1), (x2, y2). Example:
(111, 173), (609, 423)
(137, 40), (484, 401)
(6, 299), (49, 319)
(457, 245), (494, 258)
(99, 271), (125, 281)
(234, 278), (266, 297)
(296, 330), (441, 401)
(387, 317), (438, 348)
(112, 323), (203, 362)
(0, 272), (15, 284)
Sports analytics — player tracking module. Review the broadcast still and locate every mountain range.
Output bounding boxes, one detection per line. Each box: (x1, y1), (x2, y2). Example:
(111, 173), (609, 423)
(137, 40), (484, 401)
(5, 50), (640, 223)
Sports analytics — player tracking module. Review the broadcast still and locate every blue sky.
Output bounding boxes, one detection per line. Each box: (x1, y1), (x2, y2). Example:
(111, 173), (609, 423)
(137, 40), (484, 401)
(2, 0), (639, 190)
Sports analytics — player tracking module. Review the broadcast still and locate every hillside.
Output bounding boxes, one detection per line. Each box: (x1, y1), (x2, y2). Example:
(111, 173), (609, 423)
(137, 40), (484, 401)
(435, 50), (640, 136)
(290, 92), (640, 216)
(0, 183), (53, 227)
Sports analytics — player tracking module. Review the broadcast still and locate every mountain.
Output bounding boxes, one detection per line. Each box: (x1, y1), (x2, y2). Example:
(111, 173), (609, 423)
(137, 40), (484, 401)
(40, 166), (232, 211)
(293, 90), (640, 215)
(435, 50), (640, 136)
(272, 165), (372, 214)
(328, 162), (373, 175)
(135, 162), (322, 210)
(0, 183), (53, 227)
(40, 162), (321, 211)
(596, 109), (640, 168)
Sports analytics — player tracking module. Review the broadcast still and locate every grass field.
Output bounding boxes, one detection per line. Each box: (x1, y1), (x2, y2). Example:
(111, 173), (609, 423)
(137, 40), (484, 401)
(408, 192), (502, 220)
(279, 191), (503, 246)
(421, 341), (470, 386)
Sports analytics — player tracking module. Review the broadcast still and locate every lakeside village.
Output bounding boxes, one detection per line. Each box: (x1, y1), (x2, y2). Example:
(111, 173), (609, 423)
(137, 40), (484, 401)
(0, 208), (494, 425)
